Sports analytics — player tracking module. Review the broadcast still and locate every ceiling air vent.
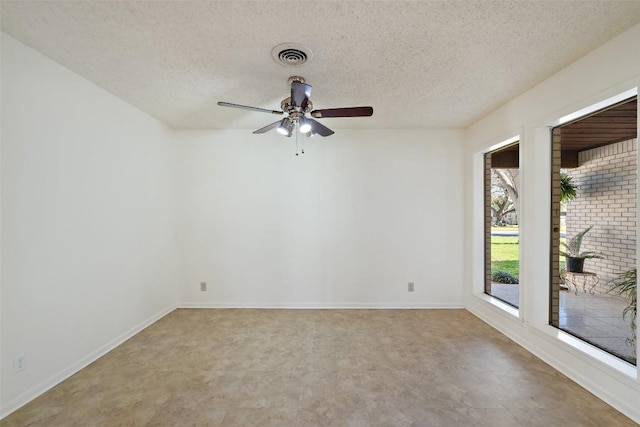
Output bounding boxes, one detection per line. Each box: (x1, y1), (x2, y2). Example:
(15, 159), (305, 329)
(271, 43), (313, 66)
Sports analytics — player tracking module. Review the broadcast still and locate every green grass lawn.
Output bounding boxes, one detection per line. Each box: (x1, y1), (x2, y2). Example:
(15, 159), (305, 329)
(490, 236), (566, 279)
(490, 225), (519, 233)
(491, 235), (519, 277)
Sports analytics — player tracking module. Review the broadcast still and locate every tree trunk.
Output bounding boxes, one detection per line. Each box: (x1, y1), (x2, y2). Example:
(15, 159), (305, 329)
(494, 169), (519, 224)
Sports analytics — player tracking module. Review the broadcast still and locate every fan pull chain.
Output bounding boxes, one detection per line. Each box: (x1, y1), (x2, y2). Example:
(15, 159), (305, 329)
(294, 122), (305, 156)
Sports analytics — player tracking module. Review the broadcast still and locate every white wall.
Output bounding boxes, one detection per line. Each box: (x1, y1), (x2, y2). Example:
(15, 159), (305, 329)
(1, 35), (179, 416)
(176, 129), (465, 308)
(464, 23), (640, 422)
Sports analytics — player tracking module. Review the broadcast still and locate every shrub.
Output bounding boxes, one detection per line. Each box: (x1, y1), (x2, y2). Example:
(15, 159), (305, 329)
(492, 270), (519, 284)
(606, 268), (637, 356)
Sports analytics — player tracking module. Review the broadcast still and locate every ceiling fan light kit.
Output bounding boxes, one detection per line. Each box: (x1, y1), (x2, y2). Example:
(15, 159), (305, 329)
(217, 75), (374, 153)
(276, 117), (294, 136)
(298, 116), (312, 134)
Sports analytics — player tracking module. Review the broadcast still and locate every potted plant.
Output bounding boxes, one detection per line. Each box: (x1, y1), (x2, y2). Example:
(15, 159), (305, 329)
(560, 226), (602, 273)
(560, 172), (578, 203)
(606, 268), (637, 362)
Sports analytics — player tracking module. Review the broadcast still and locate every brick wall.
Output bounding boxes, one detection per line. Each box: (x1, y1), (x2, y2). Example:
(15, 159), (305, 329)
(551, 129), (562, 326)
(484, 153), (492, 294)
(565, 138), (637, 293)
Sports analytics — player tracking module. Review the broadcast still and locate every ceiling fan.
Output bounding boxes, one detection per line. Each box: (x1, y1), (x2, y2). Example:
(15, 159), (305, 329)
(217, 76), (373, 137)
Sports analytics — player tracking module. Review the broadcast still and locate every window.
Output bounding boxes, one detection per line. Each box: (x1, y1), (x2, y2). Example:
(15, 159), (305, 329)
(485, 142), (520, 308)
(550, 97), (637, 365)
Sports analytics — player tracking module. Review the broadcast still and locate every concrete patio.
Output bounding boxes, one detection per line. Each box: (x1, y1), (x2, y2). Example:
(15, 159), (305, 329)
(491, 283), (636, 364)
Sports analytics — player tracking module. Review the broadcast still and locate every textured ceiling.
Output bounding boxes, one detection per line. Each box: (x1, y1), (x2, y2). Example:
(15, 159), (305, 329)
(2, 1), (640, 130)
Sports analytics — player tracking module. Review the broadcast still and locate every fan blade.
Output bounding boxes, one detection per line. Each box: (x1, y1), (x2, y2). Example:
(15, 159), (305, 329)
(218, 101), (283, 115)
(291, 82), (312, 108)
(307, 118), (334, 137)
(253, 120), (282, 134)
(310, 106), (373, 118)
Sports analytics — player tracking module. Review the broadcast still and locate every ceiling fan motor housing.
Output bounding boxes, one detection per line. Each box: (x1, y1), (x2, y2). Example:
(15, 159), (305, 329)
(281, 97), (313, 114)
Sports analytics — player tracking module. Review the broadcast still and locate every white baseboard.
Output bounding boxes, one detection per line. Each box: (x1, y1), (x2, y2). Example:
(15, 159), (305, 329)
(0, 304), (177, 420)
(178, 302), (464, 309)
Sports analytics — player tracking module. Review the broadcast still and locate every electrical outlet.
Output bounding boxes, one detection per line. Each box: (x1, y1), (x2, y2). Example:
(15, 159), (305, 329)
(408, 282), (415, 292)
(200, 282), (207, 292)
(14, 353), (25, 373)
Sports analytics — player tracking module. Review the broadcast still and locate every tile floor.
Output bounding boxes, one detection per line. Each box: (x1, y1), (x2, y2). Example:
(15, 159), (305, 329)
(560, 290), (636, 363)
(2, 309), (637, 426)
(491, 284), (636, 363)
